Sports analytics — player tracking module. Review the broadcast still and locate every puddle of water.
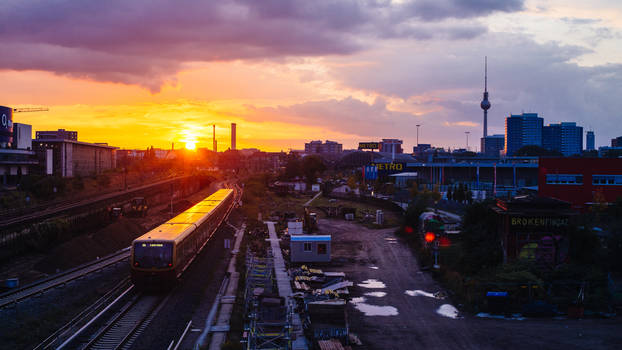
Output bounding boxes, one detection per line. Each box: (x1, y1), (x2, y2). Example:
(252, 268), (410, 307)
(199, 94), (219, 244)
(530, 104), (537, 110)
(384, 237), (397, 244)
(358, 279), (386, 289)
(405, 290), (435, 298)
(436, 304), (461, 319)
(354, 303), (399, 316)
(365, 291), (387, 297)
(369, 266), (379, 270)
(350, 297), (397, 316)
(476, 313), (525, 321)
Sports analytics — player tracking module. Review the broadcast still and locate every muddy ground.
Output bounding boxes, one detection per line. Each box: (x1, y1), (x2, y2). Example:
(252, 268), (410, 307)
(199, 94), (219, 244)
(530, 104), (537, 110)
(319, 219), (622, 350)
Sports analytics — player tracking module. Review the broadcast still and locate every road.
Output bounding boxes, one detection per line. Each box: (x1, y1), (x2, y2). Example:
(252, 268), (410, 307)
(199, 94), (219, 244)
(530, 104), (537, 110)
(320, 219), (621, 350)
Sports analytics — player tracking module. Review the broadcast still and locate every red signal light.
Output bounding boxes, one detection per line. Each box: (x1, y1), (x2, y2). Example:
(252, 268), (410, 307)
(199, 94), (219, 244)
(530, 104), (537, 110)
(168, 263), (172, 267)
(405, 226), (414, 234)
(134, 262), (139, 266)
(425, 232), (435, 242)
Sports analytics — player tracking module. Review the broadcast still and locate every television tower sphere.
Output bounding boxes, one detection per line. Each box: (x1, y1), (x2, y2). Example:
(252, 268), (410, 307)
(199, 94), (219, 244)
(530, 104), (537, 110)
(480, 95), (491, 110)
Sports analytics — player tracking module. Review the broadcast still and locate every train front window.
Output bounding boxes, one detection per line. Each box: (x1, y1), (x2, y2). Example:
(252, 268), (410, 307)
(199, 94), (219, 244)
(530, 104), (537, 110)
(134, 242), (173, 268)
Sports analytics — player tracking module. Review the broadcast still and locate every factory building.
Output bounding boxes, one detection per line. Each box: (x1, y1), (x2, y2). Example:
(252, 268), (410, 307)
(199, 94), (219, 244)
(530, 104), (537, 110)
(539, 157), (622, 211)
(33, 137), (117, 177)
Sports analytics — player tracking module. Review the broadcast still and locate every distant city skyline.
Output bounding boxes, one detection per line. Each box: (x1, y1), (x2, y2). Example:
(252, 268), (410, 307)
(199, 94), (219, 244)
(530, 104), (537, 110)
(2, 1), (622, 151)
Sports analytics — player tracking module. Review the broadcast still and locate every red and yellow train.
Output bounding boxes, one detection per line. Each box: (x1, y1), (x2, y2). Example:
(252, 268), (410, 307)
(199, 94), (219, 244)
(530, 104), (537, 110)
(130, 188), (234, 288)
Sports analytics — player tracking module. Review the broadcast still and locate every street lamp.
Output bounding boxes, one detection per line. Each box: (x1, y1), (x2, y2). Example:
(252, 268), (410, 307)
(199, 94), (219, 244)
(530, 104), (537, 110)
(465, 131), (470, 151)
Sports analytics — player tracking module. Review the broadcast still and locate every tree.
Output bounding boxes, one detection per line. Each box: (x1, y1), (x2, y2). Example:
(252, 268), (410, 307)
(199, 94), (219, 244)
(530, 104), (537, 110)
(459, 201), (503, 272)
(282, 154), (302, 180)
(301, 155), (326, 184)
(515, 145), (563, 157)
(219, 149), (241, 171)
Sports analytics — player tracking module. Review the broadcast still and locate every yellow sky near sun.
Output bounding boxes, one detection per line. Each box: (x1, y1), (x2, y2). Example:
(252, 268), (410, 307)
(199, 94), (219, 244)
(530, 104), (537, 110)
(1, 59), (365, 151)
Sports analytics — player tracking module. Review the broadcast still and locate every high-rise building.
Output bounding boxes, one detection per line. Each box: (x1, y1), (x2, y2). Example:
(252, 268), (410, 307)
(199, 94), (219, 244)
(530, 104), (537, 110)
(380, 139), (403, 154)
(612, 136), (622, 147)
(586, 131), (595, 151)
(542, 122), (583, 156)
(304, 140), (342, 154)
(505, 113), (543, 156)
(231, 123), (236, 150)
(481, 134), (504, 157)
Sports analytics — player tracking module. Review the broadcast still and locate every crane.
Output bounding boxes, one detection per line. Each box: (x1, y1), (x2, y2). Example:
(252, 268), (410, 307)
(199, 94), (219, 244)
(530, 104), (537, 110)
(13, 107), (49, 113)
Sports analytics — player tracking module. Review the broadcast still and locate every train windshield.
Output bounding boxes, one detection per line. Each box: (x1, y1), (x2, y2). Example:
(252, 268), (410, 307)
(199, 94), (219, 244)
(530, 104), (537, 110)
(133, 242), (173, 268)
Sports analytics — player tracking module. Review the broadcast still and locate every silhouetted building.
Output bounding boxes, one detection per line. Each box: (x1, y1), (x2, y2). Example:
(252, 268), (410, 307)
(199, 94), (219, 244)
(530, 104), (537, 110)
(231, 123), (236, 150)
(505, 113), (543, 156)
(304, 140), (342, 154)
(586, 131), (595, 151)
(413, 143), (431, 156)
(35, 129), (77, 141)
(481, 134), (504, 157)
(542, 122), (582, 156)
(492, 195), (576, 265)
(612, 136), (622, 147)
(34, 139), (117, 177)
(380, 139), (403, 154)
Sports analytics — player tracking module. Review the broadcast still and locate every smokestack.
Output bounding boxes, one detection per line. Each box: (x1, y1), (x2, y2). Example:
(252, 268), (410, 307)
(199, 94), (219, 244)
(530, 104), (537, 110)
(213, 124), (217, 152)
(231, 123), (237, 150)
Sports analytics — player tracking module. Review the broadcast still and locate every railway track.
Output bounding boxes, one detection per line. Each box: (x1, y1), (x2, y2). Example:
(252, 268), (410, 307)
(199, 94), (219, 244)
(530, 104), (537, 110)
(48, 282), (170, 350)
(0, 176), (190, 229)
(29, 183), (243, 350)
(0, 248), (130, 309)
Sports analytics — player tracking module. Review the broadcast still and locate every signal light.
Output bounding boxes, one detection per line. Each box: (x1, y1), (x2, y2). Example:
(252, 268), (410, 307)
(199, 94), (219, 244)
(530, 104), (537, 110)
(134, 262), (139, 266)
(168, 263), (172, 267)
(439, 236), (451, 247)
(405, 226), (414, 234)
(425, 232), (435, 242)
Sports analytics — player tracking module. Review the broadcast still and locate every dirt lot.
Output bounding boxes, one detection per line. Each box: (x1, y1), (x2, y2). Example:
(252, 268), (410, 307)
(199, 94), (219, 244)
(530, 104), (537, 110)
(319, 219), (622, 350)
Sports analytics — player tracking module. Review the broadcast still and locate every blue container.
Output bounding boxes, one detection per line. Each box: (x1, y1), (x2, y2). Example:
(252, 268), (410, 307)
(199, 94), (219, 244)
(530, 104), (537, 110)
(4, 278), (19, 289)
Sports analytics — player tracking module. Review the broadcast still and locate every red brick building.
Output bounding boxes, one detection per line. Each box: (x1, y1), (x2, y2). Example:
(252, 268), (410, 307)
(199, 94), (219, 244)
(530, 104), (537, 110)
(538, 158), (622, 211)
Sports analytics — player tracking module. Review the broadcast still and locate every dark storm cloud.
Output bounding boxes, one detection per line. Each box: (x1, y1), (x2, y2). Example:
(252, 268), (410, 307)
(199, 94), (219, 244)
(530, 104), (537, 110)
(0, 0), (524, 90)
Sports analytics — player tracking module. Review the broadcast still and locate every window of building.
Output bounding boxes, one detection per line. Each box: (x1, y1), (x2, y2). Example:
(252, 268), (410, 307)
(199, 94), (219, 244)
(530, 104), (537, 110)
(317, 243), (327, 255)
(545, 174), (583, 185)
(303, 242), (312, 252)
(593, 175), (622, 186)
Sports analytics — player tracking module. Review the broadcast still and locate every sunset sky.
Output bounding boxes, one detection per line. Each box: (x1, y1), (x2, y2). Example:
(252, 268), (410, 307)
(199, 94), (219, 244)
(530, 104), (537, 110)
(2, 0), (622, 152)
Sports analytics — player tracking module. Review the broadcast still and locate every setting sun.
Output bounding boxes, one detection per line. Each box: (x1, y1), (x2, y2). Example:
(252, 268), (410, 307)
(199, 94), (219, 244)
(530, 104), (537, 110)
(185, 141), (196, 150)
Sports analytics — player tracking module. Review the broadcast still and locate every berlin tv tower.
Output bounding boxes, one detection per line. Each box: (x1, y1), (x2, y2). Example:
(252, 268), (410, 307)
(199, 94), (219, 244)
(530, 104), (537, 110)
(480, 56), (491, 137)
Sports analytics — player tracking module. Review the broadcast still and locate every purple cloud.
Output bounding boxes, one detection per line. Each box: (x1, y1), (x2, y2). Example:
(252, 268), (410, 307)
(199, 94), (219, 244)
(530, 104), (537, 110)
(0, 0), (524, 90)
